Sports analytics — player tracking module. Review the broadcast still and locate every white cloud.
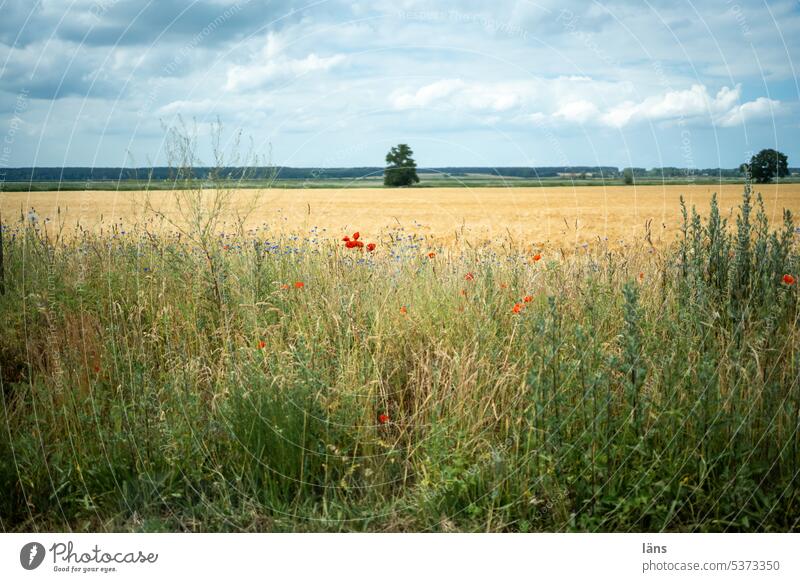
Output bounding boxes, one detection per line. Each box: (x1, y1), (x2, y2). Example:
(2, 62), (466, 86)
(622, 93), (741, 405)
(224, 33), (346, 92)
(391, 78), (781, 130)
(595, 85), (781, 128)
(390, 79), (466, 109)
(390, 79), (525, 113)
(554, 100), (599, 123)
(225, 53), (345, 92)
(717, 97), (781, 127)
(465, 90), (520, 112)
(600, 85), (733, 127)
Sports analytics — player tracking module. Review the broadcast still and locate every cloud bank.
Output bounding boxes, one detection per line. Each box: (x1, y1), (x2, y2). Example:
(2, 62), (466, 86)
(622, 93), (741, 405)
(0, 0), (797, 167)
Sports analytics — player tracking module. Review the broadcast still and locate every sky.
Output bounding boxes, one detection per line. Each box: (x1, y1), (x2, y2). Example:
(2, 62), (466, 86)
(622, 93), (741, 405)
(0, 0), (799, 169)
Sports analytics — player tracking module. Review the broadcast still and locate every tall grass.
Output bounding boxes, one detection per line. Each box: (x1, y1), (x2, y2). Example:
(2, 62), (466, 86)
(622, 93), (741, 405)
(0, 186), (798, 532)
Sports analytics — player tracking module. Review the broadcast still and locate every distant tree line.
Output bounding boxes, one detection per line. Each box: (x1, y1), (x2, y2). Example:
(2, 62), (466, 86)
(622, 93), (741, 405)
(0, 165), (623, 182)
(423, 166), (621, 178)
(0, 166), (385, 182)
(620, 167), (771, 179)
(1, 164), (796, 183)
(621, 150), (791, 184)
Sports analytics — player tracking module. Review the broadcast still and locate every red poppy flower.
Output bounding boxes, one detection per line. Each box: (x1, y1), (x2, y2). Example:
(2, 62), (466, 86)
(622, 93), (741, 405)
(639, 272), (645, 280)
(378, 413), (390, 424)
(354, 240), (364, 248)
(533, 253), (542, 262)
(464, 272), (475, 281)
(343, 235), (350, 242)
(223, 244), (230, 250)
(523, 295), (533, 303)
(499, 282), (508, 289)
(280, 283), (290, 290)
(512, 302), (523, 314)
(93, 364), (101, 373)
(294, 281), (305, 289)
(366, 243), (376, 252)
(783, 274), (796, 285)
(345, 240), (360, 249)
(400, 306), (407, 314)
(257, 340), (266, 349)
(428, 252), (436, 259)
(352, 232), (360, 241)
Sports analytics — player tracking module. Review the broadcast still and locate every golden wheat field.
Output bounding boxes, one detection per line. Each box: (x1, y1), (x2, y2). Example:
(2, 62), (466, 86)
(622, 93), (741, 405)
(3, 183), (800, 246)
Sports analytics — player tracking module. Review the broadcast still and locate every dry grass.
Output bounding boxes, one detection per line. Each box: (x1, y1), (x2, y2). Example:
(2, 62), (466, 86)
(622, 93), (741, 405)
(4, 183), (800, 247)
(1, 184), (798, 532)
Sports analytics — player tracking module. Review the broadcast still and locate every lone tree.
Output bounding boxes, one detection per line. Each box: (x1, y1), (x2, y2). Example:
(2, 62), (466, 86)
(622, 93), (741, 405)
(384, 144), (419, 187)
(740, 149), (788, 183)
(623, 168), (634, 185)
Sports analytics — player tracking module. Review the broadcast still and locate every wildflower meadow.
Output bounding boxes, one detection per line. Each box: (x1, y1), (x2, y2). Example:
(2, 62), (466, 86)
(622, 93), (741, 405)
(0, 184), (798, 532)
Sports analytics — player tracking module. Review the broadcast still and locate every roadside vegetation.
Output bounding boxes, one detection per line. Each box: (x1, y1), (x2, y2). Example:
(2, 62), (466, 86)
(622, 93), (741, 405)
(1, 178), (798, 531)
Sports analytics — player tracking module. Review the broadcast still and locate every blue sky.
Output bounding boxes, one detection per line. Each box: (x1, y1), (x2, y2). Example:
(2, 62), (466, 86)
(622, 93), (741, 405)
(0, 0), (798, 169)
